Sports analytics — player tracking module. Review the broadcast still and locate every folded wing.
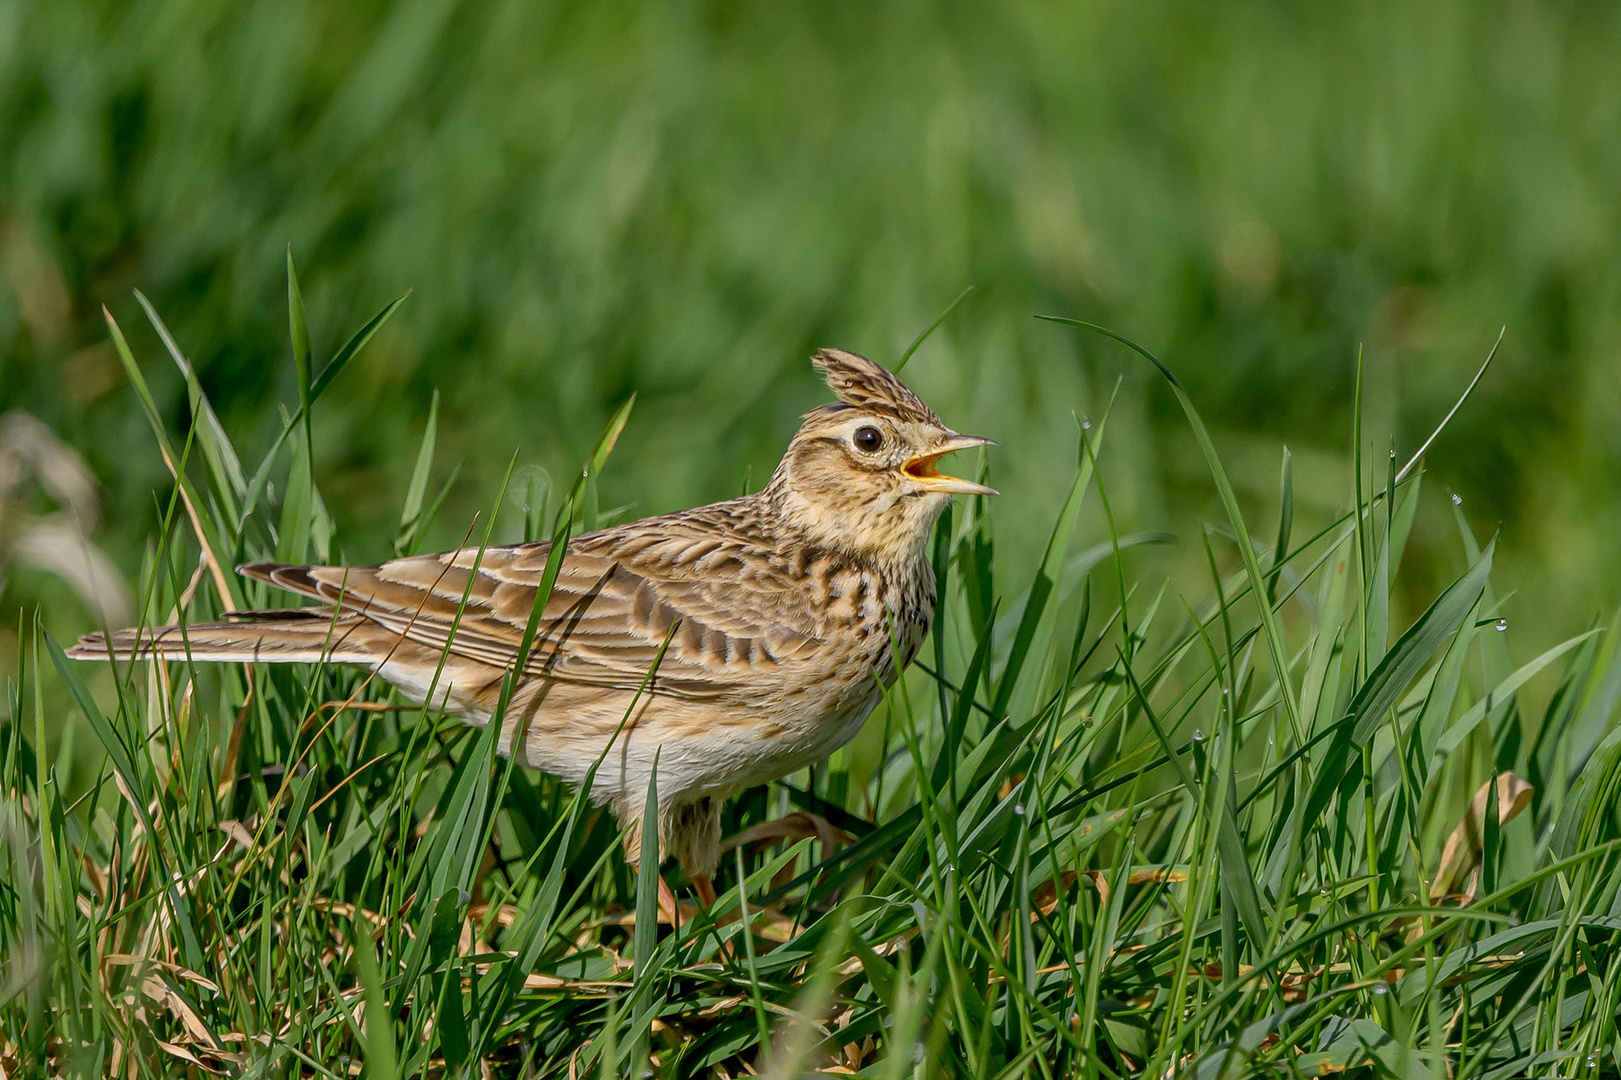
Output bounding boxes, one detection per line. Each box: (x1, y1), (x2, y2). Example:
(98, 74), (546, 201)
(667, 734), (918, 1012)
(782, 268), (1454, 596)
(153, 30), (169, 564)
(241, 515), (821, 703)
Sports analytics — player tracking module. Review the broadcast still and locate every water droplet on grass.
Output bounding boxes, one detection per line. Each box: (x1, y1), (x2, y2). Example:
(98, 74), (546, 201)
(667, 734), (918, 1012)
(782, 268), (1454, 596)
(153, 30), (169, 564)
(1372, 984), (1387, 996)
(1192, 729), (1205, 741)
(1013, 804), (1026, 816)
(1451, 492), (1463, 505)
(1081, 417), (1093, 430)
(1495, 619), (1508, 631)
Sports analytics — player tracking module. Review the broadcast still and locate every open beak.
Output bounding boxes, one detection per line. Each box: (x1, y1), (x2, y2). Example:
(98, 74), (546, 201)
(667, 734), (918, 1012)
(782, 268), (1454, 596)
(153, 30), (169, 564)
(902, 434), (998, 496)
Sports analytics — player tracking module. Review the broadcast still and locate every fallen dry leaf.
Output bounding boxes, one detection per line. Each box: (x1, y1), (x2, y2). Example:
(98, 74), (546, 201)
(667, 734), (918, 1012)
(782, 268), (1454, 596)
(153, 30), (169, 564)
(1431, 772), (1533, 901)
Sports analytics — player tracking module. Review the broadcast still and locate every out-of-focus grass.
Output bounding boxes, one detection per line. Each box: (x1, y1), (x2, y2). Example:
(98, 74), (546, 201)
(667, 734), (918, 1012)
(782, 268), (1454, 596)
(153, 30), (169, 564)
(3, 0), (1621, 660)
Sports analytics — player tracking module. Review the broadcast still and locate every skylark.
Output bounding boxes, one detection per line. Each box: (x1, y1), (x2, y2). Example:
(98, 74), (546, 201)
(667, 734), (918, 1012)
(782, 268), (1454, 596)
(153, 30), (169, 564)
(71, 348), (994, 903)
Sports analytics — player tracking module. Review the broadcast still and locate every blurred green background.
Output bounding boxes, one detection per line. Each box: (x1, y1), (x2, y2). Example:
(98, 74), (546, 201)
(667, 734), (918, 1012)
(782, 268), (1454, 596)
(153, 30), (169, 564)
(3, 0), (1621, 663)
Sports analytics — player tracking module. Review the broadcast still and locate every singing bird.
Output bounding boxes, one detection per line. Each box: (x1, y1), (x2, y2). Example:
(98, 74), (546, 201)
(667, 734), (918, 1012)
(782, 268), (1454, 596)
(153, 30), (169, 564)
(70, 349), (995, 906)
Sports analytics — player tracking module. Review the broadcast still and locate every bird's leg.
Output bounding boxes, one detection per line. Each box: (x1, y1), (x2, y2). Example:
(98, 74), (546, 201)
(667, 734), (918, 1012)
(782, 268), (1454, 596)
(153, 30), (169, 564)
(657, 874), (682, 928)
(687, 872), (737, 961)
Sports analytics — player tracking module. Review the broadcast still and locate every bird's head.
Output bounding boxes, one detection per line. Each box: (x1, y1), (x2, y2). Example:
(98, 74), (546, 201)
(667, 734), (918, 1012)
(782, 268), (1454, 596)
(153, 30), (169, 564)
(766, 348), (995, 565)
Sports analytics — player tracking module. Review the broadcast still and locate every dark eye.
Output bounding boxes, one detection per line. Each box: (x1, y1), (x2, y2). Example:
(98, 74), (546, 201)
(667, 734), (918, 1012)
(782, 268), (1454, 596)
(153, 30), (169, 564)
(853, 425), (884, 453)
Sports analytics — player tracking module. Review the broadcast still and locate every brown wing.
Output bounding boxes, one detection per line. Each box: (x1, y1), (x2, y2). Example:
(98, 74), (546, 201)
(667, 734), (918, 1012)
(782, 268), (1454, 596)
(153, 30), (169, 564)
(240, 510), (821, 702)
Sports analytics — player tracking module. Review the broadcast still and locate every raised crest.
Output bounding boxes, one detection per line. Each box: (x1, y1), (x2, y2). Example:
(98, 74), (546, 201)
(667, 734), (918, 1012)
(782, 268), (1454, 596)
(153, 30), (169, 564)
(811, 348), (942, 426)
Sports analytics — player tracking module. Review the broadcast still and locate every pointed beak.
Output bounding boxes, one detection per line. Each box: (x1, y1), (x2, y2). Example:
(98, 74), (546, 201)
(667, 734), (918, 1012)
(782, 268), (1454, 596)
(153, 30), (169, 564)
(902, 433), (998, 496)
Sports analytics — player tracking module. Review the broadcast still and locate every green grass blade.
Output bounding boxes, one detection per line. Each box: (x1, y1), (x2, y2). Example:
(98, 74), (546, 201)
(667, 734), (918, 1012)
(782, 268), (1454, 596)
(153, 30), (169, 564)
(287, 247), (313, 425)
(311, 290), (412, 400)
(102, 308), (245, 607)
(1267, 446), (1294, 605)
(241, 288), (411, 519)
(395, 388), (439, 554)
(1039, 314), (1306, 743)
(1433, 631), (1599, 759)
(44, 630), (207, 970)
(354, 927), (400, 1080)
(1349, 541), (1495, 744)
(629, 747), (661, 1066)
(1300, 527), (1353, 732)
(992, 392), (1114, 721)
(1396, 328), (1504, 484)
(135, 289), (247, 516)
(894, 283), (974, 373)
(276, 421), (314, 564)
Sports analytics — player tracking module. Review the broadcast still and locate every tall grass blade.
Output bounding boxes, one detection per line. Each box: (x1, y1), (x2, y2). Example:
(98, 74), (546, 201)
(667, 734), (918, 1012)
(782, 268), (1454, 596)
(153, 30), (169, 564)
(241, 288), (412, 518)
(396, 388), (440, 554)
(1268, 446), (1293, 605)
(1433, 632), (1598, 758)
(135, 290), (247, 516)
(312, 290), (412, 400)
(894, 284), (974, 373)
(629, 747), (662, 1069)
(355, 928), (400, 1080)
(1349, 541), (1495, 744)
(992, 394), (1113, 722)
(1039, 314), (1306, 742)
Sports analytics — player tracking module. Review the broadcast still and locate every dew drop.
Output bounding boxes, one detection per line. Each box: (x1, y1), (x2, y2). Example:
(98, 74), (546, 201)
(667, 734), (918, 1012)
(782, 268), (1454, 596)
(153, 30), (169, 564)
(1372, 984), (1387, 996)
(1081, 417), (1093, 431)
(1221, 687), (1230, 696)
(1451, 492), (1463, 506)
(1082, 716), (1094, 728)
(1013, 803), (1026, 816)
(1319, 887), (1330, 897)
(1192, 729), (1205, 742)
(1494, 619), (1508, 632)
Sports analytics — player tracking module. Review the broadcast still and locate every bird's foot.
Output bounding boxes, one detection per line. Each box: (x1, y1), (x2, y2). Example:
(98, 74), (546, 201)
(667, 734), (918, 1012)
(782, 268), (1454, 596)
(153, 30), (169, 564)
(721, 810), (853, 857)
(720, 810), (856, 897)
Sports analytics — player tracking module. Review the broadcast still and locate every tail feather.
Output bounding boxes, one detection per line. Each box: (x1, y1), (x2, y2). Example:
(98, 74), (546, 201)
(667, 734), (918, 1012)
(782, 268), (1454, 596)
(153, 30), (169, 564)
(67, 611), (395, 667)
(238, 561), (328, 601)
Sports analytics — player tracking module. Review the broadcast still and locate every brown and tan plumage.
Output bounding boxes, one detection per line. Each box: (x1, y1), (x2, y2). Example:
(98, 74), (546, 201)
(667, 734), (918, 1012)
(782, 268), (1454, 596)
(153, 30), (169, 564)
(69, 348), (994, 901)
